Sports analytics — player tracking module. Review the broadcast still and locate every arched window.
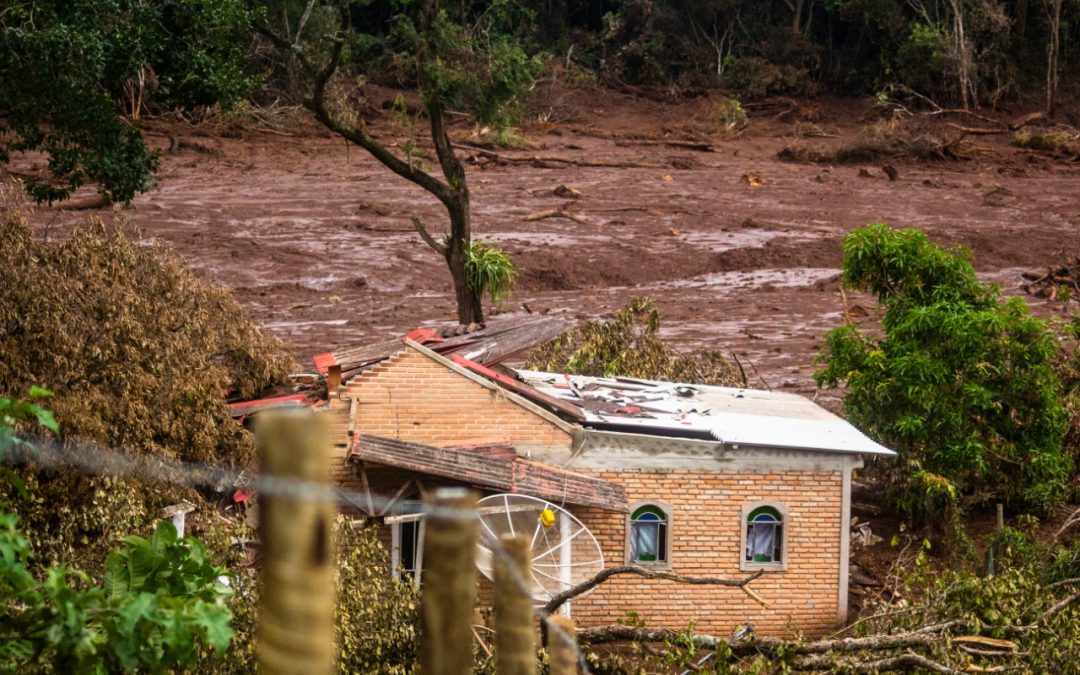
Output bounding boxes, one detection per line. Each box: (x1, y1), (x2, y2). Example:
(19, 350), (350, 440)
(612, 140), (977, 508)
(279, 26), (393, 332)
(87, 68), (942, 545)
(741, 504), (787, 571)
(627, 502), (671, 564)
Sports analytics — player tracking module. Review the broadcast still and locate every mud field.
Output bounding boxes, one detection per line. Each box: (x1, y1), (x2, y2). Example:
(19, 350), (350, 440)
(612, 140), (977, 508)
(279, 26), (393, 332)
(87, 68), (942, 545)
(29, 91), (1080, 403)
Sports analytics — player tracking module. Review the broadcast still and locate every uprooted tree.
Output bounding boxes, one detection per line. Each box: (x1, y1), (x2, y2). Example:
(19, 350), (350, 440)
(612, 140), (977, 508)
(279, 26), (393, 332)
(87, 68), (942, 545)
(527, 297), (747, 387)
(259, 0), (537, 324)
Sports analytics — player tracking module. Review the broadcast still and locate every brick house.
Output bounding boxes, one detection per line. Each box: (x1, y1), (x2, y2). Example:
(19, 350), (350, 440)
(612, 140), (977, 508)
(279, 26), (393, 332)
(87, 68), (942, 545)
(322, 338), (893, 638)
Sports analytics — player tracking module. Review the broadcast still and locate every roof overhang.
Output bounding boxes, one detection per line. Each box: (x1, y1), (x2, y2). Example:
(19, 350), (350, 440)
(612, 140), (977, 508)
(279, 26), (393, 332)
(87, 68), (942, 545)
(349, 434), (628, 512)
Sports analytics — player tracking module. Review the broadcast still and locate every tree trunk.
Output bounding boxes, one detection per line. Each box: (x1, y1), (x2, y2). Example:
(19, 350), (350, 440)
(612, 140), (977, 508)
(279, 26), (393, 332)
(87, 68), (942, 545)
(445, 208), (484, 325)
(792, 0), (806, 34)
(1016, 0), (1029, 39)
(949, 0), (974, 111)
(1046, 0), (1063, 116)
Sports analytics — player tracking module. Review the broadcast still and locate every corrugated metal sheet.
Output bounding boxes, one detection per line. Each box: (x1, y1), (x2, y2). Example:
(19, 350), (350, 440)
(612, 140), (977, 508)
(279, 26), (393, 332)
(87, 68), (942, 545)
(514, 371), (894, 457)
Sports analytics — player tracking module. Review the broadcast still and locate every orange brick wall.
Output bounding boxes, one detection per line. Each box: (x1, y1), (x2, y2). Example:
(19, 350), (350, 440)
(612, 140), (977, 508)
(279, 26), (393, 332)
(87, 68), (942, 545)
(568, 468), (843, 638)
(321, 347), (845, 638)
(342, 347), (573, 449)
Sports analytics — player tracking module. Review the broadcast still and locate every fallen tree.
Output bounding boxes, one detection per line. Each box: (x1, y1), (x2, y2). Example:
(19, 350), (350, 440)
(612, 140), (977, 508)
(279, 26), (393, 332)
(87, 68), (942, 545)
(571, 564), (1080, 673)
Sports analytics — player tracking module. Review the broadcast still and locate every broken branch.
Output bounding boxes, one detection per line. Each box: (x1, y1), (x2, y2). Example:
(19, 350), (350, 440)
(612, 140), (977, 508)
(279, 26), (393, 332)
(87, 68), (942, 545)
(614, 139), (714, 152)
(542, 566), (764, 616)
(523, 205), (590, 225)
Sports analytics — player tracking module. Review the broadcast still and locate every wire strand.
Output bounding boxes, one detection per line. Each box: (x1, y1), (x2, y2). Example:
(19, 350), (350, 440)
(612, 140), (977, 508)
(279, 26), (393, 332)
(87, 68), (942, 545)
(4, 432), (594, 672)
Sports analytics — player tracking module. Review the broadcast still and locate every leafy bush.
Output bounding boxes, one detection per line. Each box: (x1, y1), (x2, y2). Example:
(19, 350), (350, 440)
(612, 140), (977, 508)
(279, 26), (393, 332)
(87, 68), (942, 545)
(528, 297), (745, 387)
(0, 515), (234, 673)
(815, 225), (1070, 519)
(336, 523), (420, 674)
(721, 56), (814, 99)
(1, 398), (234, 672)
(0, 193), (291, 568)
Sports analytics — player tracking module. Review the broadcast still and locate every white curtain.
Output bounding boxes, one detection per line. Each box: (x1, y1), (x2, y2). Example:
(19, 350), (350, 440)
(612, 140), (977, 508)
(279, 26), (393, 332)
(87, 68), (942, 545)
(747, 522), (776, 560)
(632, 522), (659, 560)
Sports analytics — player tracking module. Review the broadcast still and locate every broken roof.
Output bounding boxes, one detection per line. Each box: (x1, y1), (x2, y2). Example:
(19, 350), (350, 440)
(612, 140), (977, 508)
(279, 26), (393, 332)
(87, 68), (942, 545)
(312, 315), (572, 380)
(349, 434), (628, 511)
(513, 370), (894, 457)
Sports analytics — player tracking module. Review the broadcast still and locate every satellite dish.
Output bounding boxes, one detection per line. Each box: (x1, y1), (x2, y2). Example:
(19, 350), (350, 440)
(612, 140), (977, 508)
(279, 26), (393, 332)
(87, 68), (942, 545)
(474, 493), (604, 603)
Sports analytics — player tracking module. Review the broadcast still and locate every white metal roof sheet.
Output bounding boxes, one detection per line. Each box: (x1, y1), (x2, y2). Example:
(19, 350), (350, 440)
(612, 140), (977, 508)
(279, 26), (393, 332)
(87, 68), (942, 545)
(514, 370), (894, 457)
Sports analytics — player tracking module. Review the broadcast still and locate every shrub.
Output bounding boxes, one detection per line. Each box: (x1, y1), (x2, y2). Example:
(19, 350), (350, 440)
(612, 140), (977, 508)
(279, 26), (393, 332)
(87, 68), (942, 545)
(720, 56), (814, 99)
(815, 225), (1070, 520)
(336, 523), (421, 674)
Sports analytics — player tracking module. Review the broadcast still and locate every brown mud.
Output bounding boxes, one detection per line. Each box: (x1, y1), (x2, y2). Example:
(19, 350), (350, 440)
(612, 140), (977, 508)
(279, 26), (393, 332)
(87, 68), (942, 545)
(26, 90), (1080, 405)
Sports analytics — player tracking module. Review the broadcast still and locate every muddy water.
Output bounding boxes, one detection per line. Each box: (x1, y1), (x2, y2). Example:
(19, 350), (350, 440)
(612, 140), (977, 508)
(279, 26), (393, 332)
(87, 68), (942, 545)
(27, 101), (1080, 400)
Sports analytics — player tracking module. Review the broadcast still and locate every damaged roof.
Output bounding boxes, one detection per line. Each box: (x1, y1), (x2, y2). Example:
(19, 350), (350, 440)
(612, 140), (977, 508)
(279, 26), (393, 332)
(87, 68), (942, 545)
(312, 315), (571, 380)
(512, 370), (894, 457)
(350, 434), (628, 511)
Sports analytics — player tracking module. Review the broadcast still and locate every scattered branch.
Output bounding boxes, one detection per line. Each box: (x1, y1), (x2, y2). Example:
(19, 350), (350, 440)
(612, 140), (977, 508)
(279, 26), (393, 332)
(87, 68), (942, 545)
(523, 205), (590, 225)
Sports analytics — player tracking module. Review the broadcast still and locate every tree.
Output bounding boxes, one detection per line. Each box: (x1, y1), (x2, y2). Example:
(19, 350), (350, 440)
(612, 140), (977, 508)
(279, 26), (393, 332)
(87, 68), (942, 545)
(1045, 0), (1065, 115)
(259, 0), (537, 324)
(815, 224), (1069, 518)
(0, 195), (291, 569)
(0, 0), (256, 203)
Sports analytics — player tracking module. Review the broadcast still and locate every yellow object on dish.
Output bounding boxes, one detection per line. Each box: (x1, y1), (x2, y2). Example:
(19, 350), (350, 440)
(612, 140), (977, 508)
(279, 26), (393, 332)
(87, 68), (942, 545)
(540, 508), (555, 528)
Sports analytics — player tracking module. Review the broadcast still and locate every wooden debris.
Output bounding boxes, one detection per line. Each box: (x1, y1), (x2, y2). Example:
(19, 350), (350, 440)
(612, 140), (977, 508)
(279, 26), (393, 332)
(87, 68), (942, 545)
(1021, 257), (1080, 299)
(614, 139), (714, 152)
(454, 145), (664, 169)
(552, 184), (581, 198)
(524, 204), (589, 224)
(944, 122), (1006, 135)
(741, 171), (765, 187)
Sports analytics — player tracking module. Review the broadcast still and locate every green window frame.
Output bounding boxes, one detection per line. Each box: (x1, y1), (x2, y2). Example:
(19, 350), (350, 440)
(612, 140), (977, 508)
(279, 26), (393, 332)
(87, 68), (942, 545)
(629, 503), (669, 564)
(745, 505), (783, 564)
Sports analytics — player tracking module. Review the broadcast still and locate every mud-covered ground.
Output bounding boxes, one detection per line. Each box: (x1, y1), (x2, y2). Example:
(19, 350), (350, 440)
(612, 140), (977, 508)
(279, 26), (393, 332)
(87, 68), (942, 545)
(27, 90), (1080, 404)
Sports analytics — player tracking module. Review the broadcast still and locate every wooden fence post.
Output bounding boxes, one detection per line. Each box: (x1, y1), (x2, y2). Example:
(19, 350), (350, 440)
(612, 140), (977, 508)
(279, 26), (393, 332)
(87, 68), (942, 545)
(255, 409), (336, 675)
(420, 488), (479, 675)
(494, 535), (536, 675)
(546, 615), (578, 675)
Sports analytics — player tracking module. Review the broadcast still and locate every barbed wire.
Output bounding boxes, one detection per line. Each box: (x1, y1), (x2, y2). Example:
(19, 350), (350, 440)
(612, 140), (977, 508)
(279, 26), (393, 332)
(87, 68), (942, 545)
(4, 432), (595, 672)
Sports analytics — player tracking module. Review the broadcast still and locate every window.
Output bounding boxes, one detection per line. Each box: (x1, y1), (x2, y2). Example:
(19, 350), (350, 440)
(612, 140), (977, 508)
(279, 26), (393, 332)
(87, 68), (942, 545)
(390, 513), (425, 585)
(627, 502), (670, 565)
(741, 504), (786, 571)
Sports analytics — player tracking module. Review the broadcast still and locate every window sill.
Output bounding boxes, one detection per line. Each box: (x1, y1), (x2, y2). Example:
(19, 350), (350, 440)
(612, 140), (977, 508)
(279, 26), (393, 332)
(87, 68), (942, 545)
(740, 561), (787, 573)
(627, 560), (673, 571)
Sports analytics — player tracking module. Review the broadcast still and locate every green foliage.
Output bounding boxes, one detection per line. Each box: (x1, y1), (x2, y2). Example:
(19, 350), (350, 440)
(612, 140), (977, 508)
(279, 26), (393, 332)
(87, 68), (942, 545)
(464, 242), (517, 306)
(335, 523), (420, 674)
(0, 195), (291, 568)
(0, 515), (233, 673)
(0, 0), (257, 203)
(815, 224), (1070, 519)
(528, 298), (745, 387)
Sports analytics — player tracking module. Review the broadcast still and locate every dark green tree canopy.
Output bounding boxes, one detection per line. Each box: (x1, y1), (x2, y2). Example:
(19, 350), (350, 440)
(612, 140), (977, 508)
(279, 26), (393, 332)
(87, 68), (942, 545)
(0, 0), (256, 203)
(816, 224), (1069, 515)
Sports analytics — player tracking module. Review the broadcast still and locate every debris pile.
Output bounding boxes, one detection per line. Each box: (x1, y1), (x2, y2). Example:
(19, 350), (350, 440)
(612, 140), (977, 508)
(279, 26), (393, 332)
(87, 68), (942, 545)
(1021, 258), (1080, 300)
